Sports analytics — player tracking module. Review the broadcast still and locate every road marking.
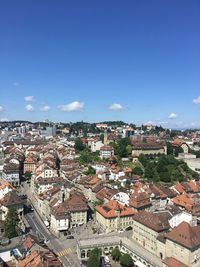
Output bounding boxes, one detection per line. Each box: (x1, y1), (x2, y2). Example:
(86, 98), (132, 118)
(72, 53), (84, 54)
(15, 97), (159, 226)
(57, 248), (72, 257)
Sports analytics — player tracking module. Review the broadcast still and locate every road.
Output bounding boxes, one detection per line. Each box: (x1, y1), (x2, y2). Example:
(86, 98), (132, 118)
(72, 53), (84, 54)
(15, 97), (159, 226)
(22, 182), (81, 267)
(25, 210), (80, 267)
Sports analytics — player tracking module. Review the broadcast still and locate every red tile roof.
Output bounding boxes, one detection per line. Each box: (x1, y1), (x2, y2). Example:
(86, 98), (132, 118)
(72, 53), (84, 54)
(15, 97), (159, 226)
(166, 221), (200, 250)
(163, 257), (188, 267)
(96, 199), (135, 219)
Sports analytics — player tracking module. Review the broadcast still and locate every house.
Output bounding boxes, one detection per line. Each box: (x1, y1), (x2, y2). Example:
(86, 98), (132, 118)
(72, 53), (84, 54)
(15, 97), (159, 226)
(112, 192), (130, 206)
(50, 191), (88, 236)
(173, 139), (189, 154)
(18, 250), (62, 267)
(34, 177), (65, 195)
(2, 163), (20, 186)
(100, 145), (114, 159)
(91, 140), (104, 152)
(172, 193), (200, 216)
(95, 199), (135, 233)
(23, 157), (37, 173)
(0, 178), (14, 200)
(0, 190), (25, 221)
(129, 191), (152, 211)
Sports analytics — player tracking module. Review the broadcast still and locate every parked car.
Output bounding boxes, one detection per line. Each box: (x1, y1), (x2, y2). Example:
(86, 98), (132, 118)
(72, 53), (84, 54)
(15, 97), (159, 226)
(66, 235), (74, 239)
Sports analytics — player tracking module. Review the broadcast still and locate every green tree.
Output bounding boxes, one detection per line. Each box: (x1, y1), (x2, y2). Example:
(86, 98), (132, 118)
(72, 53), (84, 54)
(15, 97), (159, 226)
(78, 151), (100, 165)
(120, 254), (133, 267)
(4, 207), (20, 239)
(167, 142), (174, 155)
(116, 138), (132, 158)
(74, 138), (85, 151)
(100, 133), (104, 143)
(133, 166), (143, 176)
(138, 154), (148, 167)
(24, 171), (32, 180)
(111, 247), (121, 261)
(126, 145), (132, 156)
(145, 162), (155, 180)
(159, 171), (171, 183)
(174, 146), (184, 157)
(87, 248), (101, 267)
(85, 166), (96, 175)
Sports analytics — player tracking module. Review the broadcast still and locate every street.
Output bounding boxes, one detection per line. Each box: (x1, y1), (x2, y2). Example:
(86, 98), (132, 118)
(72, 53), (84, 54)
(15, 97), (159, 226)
(25, 209), (81, 267)
(22, 181), (81, 267)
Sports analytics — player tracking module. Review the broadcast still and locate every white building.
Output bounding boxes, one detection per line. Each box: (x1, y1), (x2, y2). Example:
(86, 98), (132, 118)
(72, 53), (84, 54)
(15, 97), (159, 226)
(112, 192), (130, 206)
(169, 211), (194, 228)
(91, 141), (104, 152)
(100, 145), (114, 159)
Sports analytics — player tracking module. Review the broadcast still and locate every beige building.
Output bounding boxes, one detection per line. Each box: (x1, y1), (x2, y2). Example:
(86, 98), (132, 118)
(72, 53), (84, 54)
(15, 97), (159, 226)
(95, 199), (135, 233)
(0, 191), (25, 221)
(132, 211), (170, 254)
(164, 221), (200, 267)
(132, 142), (167, 157)
(50, 191), (88, 236)
(23, 157), (37, 173)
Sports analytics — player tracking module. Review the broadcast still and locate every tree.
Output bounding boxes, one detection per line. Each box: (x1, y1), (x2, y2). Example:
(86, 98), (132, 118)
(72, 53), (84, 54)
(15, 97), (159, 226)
(145, 162), (155, 180)
(4, 207), (20, 239)
(133, 166), (143, 176)
(167, 142), (173, 155)
(120, 254), (133, 267)
(174, 146), (183, 157)
(126, 145), (132, 156)
(138, 154), (148, 167)
(79, 151), (100, 165)
(100, 133), (104, 143)
(111, 247), (121, 261)
(74, 138), (85, 151)
(85, 166), (96, 175)
(24, 171), (32, 180)
(87, 248), (100, 267)
(116, 138), (132, 158)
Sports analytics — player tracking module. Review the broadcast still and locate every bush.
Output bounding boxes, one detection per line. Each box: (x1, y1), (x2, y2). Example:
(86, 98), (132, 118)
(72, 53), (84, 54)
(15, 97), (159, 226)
(120, 254), (133, 267)
(111, 247), (121, 261)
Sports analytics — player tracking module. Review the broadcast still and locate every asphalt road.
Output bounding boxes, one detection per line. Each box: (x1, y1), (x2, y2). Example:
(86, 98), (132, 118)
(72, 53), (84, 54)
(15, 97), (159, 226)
(25, 211), (81, 267)
(21, 181), (80, 266)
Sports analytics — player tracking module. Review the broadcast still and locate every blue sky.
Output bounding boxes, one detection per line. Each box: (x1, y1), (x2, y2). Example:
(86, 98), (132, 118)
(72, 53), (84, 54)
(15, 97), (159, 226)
(0, 0), (200, 128)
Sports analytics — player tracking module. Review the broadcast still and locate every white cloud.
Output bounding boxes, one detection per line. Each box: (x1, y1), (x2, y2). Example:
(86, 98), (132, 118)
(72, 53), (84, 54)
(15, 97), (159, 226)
(168, 112), (177, 119)
(193, 96), (200, 105)
(109, 103), (124, 111)
(13, 82), (19, 86)
(24, 96), (35, 102)
(40, 105), (51, 112)
(0, 106), (4, 112)
(58, 101), (84, 112)
(26, 104), (34, 112)
(158, 121), (168, 125)
(0, 118), (8, 122)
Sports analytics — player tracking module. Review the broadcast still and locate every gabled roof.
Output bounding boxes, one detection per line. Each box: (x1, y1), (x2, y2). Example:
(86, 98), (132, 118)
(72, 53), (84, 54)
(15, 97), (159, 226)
(163, 257), (188, 267)
(0, 191), (25, 207)
(133, 211), (170, 233)
(96, 199), (135, 219)
(166, 221), (200, 250)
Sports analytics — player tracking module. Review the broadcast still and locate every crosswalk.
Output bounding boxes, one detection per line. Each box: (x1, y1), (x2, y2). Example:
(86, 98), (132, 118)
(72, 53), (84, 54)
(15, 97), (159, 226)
(57, 248), (72, 257)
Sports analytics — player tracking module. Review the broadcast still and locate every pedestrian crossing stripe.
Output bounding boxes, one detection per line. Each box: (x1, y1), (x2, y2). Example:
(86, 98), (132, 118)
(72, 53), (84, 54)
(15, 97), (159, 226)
(57, 248), (72, 257)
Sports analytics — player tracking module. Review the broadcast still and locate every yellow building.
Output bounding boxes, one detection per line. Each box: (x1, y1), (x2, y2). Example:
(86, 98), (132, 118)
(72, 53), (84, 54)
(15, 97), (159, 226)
(95, 199), (135, 233)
